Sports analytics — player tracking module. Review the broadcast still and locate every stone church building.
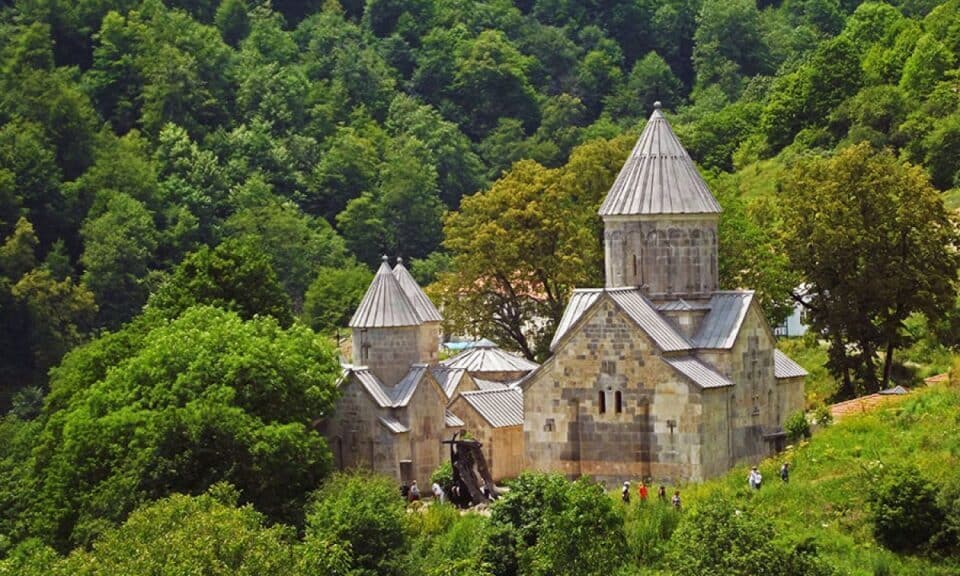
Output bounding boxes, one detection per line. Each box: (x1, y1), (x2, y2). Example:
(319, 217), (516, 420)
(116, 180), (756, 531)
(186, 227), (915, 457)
(520, 104), (806, 483)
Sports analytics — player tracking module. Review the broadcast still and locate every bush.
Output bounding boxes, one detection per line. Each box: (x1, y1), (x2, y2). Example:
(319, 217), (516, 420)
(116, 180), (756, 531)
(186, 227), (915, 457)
(785, 410), (811, 441)
(813, 404), (833, 427)
(867, 465), (945, 552)
(666, 495), (835, 576)
(305, 472), (408, 576)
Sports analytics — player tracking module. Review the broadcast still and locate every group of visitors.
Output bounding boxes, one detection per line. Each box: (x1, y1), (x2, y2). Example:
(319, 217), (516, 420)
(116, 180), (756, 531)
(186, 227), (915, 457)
(748, 462), (790, 490)
(621, 480), (682, 510)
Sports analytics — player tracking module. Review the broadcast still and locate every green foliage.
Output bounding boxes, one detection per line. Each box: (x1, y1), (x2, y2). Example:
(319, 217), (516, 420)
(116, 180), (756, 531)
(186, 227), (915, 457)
(306, 472), (408, 576)
(303, 263), (373, 334)
(867, 464), (945, 552)
(487, 473), (627, 576)
(5, 306), (340, 550)
(779, 143), (959, 397)
(666, 495), (835, 575)
(149, 238), (294, 325)
(813, 404), (833, 427)
(785, 410), (811, 441)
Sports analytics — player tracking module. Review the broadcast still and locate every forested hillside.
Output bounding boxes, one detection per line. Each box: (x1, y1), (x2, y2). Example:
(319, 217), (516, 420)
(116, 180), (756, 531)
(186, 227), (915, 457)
(0, 0), (959, 570)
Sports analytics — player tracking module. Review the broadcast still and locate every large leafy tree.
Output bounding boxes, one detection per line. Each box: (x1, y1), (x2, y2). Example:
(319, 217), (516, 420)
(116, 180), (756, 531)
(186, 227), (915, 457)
(779, 143), (959, 397)
(435, 135), (632, 360)
(148, 237), (294, 326)
(8, 306), (339, 551)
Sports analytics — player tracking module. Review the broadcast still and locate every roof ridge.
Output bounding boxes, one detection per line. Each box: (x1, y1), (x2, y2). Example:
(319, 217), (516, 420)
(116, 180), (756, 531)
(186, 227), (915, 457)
(350, 257), (422, 328)
(598, 105), (721, 217)
(392, 258), (443, 323)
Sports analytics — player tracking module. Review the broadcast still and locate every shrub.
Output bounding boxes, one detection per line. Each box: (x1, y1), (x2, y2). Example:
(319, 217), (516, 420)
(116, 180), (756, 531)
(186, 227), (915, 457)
(813, 404), (833, 427)
(785, 410), (811, 441)
(867, 464), (945, 552)
(305, 472), (407, 576)
(666, 495), (835, 575)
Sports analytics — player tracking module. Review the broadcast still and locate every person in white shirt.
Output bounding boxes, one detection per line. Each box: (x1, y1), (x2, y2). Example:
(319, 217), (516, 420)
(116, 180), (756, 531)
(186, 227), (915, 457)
(432, 482), (445, 503)
(748, 466), (762, 490)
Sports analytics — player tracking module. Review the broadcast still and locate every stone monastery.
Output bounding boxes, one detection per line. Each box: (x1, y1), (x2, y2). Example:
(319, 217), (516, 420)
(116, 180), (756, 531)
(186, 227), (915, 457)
(319, 103), (806, 488)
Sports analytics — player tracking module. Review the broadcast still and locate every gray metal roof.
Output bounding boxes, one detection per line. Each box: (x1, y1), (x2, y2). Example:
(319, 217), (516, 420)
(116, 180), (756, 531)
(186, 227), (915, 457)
(351, 368), (394, 408)
(774, 349), (808, 379)
(474, 378), (508, 391)
(442, 343), (539, 373)
(349, 257), (422, 328)
(459, 388), (524, 428)
(550, 289), (603, 350)
(390, 364), (429, 407)
(608, 290), (694, 352)
(430, 365), (468, 399)
(393, 259), (443, 323)
(379, 415), (409, 434)
(550, 288), (693, 352)
(598, 104), (721, 217)
(694, 291), (755, 349)
(444, 410), (465, 427)
(656, 299), (711, 312)
(662, 356), (733, 389)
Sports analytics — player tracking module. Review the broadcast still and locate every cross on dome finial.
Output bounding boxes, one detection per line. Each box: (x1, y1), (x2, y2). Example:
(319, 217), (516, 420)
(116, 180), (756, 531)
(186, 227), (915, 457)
(381, 254), (389, 262)
(653, 101), (662, 110)
(397, 256), (404, 264)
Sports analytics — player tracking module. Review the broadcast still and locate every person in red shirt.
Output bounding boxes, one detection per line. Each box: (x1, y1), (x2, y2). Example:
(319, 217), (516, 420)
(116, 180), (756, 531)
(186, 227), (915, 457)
(638, 481), (649, 503)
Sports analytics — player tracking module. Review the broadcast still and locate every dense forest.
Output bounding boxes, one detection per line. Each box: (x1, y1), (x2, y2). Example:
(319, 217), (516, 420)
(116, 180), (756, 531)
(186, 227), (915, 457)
(0, 0), (959, 572)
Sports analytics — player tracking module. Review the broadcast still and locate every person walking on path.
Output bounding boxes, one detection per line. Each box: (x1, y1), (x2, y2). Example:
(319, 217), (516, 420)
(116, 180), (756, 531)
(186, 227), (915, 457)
(658, 485), (667, 503)
(409, 480), (421, 502)
(638, 482), (649, 503)
(671, 490), (682, 510)
(621, 481), (631, 504)
(780, 462), (790, 483)
(748, 466), (762, 490)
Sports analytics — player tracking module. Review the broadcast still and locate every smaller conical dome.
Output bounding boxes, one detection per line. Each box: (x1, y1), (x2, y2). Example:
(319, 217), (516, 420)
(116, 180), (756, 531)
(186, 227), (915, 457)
(599, 103), (721, 216)
(393, 258), (443, 323)
(349, 257), (421, 328)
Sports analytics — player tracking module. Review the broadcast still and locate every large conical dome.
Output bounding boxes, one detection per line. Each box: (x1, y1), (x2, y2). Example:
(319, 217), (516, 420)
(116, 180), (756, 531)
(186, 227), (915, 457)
(349, 257), (421, 328)
(599, 103), (721, 217)
(393, 258), (443, 323)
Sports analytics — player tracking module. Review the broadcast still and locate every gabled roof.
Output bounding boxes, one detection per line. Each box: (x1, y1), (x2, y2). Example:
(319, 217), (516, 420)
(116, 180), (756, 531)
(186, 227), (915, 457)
(390, 364), (429, 407)
(694, 291), (754, 349)
(550, 288), (693, 353)
(773, 350), (808, 379)
(430, 365), (469, 399)
(598, 103), (721, 217)
(379, 415), (409, 434)
(474, 378), (508, 391)
(393, 258), (443, 323)
(351, 368), (394, 408)
(350, 257), (421, 328)
(459, 388), (524, 428)
(661, 356), (733, 389)
(444, 410), (465, 427)
(442, 340), (539, 373)
(345, 365), (437, 408)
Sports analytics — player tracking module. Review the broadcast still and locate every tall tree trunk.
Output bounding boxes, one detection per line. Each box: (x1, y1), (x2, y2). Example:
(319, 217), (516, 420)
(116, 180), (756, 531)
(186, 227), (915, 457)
(882, 339), (895, 389)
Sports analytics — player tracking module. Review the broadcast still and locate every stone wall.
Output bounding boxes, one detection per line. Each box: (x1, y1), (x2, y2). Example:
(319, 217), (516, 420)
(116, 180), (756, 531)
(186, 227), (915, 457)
(320, 376), (400, 479)
(399, 373), (450, 487)
(418, 322), (441, 365)
(604, 216), (719, 298)
(697, 302), (780, 467)
(523, 298), (707, 484)
(352, 325), (421, 385)
(776, 375), (805, 424)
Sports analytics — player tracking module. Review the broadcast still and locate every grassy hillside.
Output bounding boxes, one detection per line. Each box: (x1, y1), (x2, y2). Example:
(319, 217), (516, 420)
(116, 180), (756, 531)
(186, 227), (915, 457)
(676, 380), (960, 575)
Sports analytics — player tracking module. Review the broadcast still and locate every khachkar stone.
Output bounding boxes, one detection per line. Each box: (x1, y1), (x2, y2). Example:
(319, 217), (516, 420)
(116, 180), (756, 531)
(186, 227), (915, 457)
(599, 102), (721, 299)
